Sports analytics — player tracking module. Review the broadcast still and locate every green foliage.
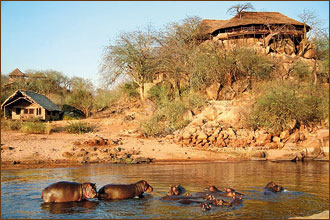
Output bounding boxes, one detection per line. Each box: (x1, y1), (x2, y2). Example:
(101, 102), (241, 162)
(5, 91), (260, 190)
(101, 25), (159, 100)
(147, 82), (173, 105)
(1, 120), (22, 131)
(21, 121), (52, 134)
(65, 121), (93, 134)
(234, 47), (273, 81)
(119, 82), (139, 99)
(249, 82), (329, 132)
(66, 77), (94, 117)
(292, 60), (312, 80)
(142, 85), (206, 137)
(140, 113), (166, 137)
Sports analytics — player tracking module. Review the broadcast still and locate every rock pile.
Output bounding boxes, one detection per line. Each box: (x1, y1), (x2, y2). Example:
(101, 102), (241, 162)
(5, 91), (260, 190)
(173, 100), (329, 161)
(62, 136), (153, 164)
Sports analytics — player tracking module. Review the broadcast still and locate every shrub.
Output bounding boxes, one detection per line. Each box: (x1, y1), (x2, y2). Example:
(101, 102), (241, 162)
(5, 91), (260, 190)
(249, 82), (329, 132)
(21, 121), (48, 134)
(1, 120), (22, 131)
(62, 112), (84, 120)
(141, 88), (206, 137)
(292, 60), (312, 81)
(65, 121), (93, 134)
(140, 114), (166, 137)
(120, 82), (139, 99)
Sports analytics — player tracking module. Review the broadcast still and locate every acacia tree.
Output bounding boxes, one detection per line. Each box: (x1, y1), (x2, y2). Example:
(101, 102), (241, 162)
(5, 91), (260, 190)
(101, 26), (159, 101)
(226, 3), (255, 18)
(156, 16), (202, 98)
(66, 77), (94, 117)
(298, 9), (328, 84)
(190, 42), (235, 99)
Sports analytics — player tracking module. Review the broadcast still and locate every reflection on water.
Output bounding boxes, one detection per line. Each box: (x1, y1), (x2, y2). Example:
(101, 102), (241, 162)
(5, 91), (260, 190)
(1, 161), (329, 219)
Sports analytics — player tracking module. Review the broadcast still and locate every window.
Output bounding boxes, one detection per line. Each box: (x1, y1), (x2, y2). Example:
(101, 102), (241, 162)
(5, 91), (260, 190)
(36, 108), (42, 115)
(29, 109), (34, 114)
(24, 109), (28, 114)
(16, 108), (21, 115)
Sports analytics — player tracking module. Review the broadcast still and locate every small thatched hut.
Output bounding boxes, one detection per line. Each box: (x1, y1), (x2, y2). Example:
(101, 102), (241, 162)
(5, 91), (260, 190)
(8, 68), (27, 82)
(1, 90), (62, 121)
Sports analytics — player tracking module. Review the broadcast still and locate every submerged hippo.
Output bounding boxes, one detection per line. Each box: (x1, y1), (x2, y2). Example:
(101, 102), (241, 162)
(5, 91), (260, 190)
(264, 182), (284, 194)
(221, 187), (244, 197)
(98, 180), (153, 200)
(205, 185), (222, 192)
(167, 185), (186, 196)
(41, 181), (97, 203)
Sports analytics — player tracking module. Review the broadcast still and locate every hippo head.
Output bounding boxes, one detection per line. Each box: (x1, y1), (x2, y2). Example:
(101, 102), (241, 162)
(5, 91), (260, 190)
(140, 180), (153, 193)
(225, 187), (235, 193)
(265, 182), (284, 192)
(265, 182), (277, 189)
(215, 199), (224, 206)
(82, 183), (98, 199)
(273, 185), (284, 192)
(205, 185), (221, 192)
(167, 185), (185, 196)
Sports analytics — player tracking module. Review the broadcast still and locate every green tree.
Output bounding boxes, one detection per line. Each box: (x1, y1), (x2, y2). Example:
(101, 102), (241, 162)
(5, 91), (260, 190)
(66, 77), (94, 117)
(156, 16), (202, 98)
(101, 26), (159, 101)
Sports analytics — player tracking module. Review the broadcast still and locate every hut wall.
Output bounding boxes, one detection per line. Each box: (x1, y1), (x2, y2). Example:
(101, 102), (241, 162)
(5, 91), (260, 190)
(44, 110), (60, 121)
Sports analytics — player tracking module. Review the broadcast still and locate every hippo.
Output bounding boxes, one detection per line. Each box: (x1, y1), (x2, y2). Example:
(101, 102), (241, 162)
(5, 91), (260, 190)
(191, 185), (222, 198)
(167, 185), (186, 196)
(264, 182), (284, 195)
(204, 185), (222, 192)
(161, 195), (204, 201)
(41, 181), (97, 203)
(98, 180), (153, 200)
(214, 199), (233, 206)
(221, 187), (244, 197)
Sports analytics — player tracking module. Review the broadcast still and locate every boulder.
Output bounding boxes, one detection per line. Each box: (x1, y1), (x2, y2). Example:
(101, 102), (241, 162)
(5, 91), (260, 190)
(272, 136), (281, 144)
(182, 131), (191, 139)
(206, 83), (220, 100)
(256, 133), (272, 146)
(266, 149), (303, 161)
(303, 147), (322, 160)
(197, 132), (208, 140)
(280, 130), (290, 139)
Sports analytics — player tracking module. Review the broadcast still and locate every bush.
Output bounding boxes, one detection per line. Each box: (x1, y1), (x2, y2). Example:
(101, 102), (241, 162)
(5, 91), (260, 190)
(249, 82), (329, 132)
(142, 87), (206, 137)
(120, 82), (139, 99)
(65, 121), (93, 134)
(140, 114), (166, 137)
(292, 60), (312, 81)
(1, 120), (22, 131)
(21, 121), (50, 134)
(62, 112), (84, 120)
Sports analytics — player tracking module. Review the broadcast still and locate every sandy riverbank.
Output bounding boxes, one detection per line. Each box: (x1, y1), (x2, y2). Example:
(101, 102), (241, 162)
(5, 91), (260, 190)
(1, 114), (329, 170)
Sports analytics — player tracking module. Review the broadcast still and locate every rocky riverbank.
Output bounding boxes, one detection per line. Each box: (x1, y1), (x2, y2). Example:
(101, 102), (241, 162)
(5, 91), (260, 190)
(173, 100), (329, 162)
(1, 99), (328, 170)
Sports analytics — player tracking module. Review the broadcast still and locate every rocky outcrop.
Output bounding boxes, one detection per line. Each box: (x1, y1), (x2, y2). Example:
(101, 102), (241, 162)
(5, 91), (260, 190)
(173, 100), (329, 162)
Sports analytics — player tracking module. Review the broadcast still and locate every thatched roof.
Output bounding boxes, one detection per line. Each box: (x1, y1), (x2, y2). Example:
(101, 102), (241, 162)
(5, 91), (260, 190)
(9, 68), (25, 77)
(199, 19), (227, 36)
(201, 12), (310, 35)
(1, 90), (61, 111)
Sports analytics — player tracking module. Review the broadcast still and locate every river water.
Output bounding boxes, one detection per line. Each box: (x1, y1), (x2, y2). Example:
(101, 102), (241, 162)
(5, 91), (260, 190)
(1, 161), (329, 219)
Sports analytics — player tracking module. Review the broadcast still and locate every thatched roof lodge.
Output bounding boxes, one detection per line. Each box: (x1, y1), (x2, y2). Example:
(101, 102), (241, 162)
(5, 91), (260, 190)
(200, 12), (310, 40)
(1, 90), (62, 121)
(199, 12), (314, 57)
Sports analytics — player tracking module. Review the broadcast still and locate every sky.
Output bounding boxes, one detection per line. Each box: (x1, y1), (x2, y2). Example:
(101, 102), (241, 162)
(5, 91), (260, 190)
(1, 1), (329, 87)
